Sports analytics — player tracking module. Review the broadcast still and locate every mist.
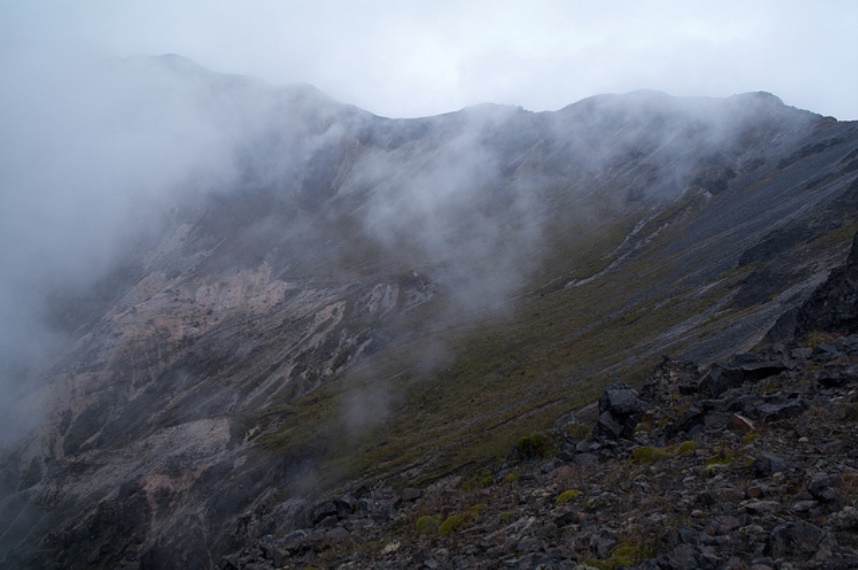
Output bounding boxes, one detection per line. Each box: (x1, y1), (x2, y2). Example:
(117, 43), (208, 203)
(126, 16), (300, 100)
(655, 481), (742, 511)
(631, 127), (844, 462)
(0, 52), (245, 442)
(0, 49), (824, 453)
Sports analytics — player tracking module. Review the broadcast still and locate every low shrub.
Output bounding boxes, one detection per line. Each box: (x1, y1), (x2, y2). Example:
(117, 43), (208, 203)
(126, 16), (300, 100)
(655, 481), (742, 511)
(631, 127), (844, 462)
(516, 432), (551, 459)
(415, 515), (441, 534)
(631, 446), (668, 465)
(555, 489), (583, 504)
(502, 471), (520, 484)
(498, 511), (515, 523)
(438, 514), (466, 536)
(741, 431), (761, 445)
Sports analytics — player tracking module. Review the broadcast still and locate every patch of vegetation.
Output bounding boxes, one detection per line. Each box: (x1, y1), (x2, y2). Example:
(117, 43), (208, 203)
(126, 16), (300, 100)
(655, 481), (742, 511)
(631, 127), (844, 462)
(565, 422), (591, 440)
(468, 503), (488, 515)
(631, 446), (669, 465)
(415, 515), (441, 535)
(516, 432), (552, 459)
(676, 440), (696, 454)
(583, 540), (653, 569)
(556, 489), (583, 504)
(705, 447), (737, 466)
(502, 471), (520, 484)
(742, 431), (762, 445)
(438, 514), (467, 536)
(803, 331), (838, 350)
(460, 468), (494, 491)
(332, 350), (350, 370)
(498, 511), (515, 524)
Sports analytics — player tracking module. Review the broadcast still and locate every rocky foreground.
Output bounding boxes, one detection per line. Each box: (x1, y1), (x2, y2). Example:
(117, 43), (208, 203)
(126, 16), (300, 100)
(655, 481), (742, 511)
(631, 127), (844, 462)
(222, 241), (858, 569)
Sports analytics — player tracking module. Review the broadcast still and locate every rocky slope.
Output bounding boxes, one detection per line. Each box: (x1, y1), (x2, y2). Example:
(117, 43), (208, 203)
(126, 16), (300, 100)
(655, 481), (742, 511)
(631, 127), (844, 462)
(224, 237), (858, 569)
(1, 58), (858, 567)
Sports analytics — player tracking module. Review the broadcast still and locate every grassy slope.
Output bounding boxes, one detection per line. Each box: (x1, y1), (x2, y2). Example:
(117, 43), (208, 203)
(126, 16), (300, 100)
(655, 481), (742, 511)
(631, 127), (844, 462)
(259, 182), (856, 494)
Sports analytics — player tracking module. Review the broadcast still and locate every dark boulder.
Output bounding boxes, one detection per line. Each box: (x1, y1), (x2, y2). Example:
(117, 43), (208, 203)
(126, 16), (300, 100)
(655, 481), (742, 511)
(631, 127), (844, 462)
(795, 231), (858, 338)
(766, 520), (834, 561)
(598, 382), (643, 416)
(754, 453), (786, 477)
(808, 473), (840, 503)
(594, 382), (643, 440)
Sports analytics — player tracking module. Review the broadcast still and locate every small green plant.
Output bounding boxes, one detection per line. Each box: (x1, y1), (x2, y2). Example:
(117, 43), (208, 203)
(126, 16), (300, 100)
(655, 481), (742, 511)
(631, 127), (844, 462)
(502, 471), (520, 484)
(415, 515), (441, 534)
(676, 440), (696, 454)
(565, 422), (591, 440)
(741, 431), (761, 445)
(468, 503), (487, 516)
(631, 446), (668, 465)
(582, 540), (652, 570)
(439, 514), (466, 536)
(460, 468), (494, 490)
(498, 511), (515, 523)
(516, 432), (551, 459)
(802, 330), (839, 351)
(556, 489), (583, 504)
(705, 447), (736, 466)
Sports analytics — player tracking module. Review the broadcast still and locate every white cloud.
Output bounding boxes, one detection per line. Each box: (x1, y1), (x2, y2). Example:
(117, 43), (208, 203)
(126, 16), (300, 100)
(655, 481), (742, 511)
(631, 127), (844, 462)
(2, 1), (855, 119)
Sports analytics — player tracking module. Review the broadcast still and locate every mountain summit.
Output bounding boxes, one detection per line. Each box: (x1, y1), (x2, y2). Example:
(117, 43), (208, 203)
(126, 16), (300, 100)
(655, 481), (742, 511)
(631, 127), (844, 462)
(1, 59), (857, 567)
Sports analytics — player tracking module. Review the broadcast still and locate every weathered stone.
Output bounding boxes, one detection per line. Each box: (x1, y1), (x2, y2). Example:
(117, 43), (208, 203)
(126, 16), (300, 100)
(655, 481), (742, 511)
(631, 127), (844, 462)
(795, 231), (858, 338)
(831, 506), (858, 530)
(808, 472), (840, 502)
(818, 371), (850, 388)
(757, 400), (806, 423)
(595, 411), (623, 440)
(699, 364), (745, 398)
(700, 358), (789, 398)
(713, 486), (745, 503)
(742, 500), (782, 515)
(401, 488), (422, 502)
(754, 454), (785, 477)
(554, 511), (579, 527)
(819, 439), (847, 454)
(598, 382), (643, 417)
(665, 544), (703, 570)
(766, 521), (831, 559)
(791, 347), (813, 360)
(729, 413), (755, 434)
(311, 501), (339, 525)
(573, 452), (600, 465)
(325, 526), (350, 547)
(703, 412), (731, 430)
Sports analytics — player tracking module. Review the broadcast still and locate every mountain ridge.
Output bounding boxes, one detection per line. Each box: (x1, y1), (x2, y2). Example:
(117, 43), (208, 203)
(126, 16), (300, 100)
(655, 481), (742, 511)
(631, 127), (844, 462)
(0, 58), (857, 567)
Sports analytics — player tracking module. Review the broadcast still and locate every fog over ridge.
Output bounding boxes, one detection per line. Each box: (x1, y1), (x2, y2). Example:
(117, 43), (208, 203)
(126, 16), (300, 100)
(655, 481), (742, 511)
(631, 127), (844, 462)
(0, 53), (824, 446)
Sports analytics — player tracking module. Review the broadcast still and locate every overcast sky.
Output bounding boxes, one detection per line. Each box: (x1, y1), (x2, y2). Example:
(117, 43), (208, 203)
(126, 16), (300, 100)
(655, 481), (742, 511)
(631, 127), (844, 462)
(1, 1), (857, 120)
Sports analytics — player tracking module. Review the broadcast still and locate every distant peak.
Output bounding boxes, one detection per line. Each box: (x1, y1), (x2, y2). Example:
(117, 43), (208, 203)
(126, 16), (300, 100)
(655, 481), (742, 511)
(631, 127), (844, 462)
(153, 53), (208, 72)
(729, 91), (785, 106)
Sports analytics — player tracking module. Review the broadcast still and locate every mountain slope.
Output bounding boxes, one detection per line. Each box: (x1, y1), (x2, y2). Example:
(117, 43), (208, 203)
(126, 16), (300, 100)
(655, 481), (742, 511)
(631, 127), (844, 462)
(0, 59), (857, 567)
